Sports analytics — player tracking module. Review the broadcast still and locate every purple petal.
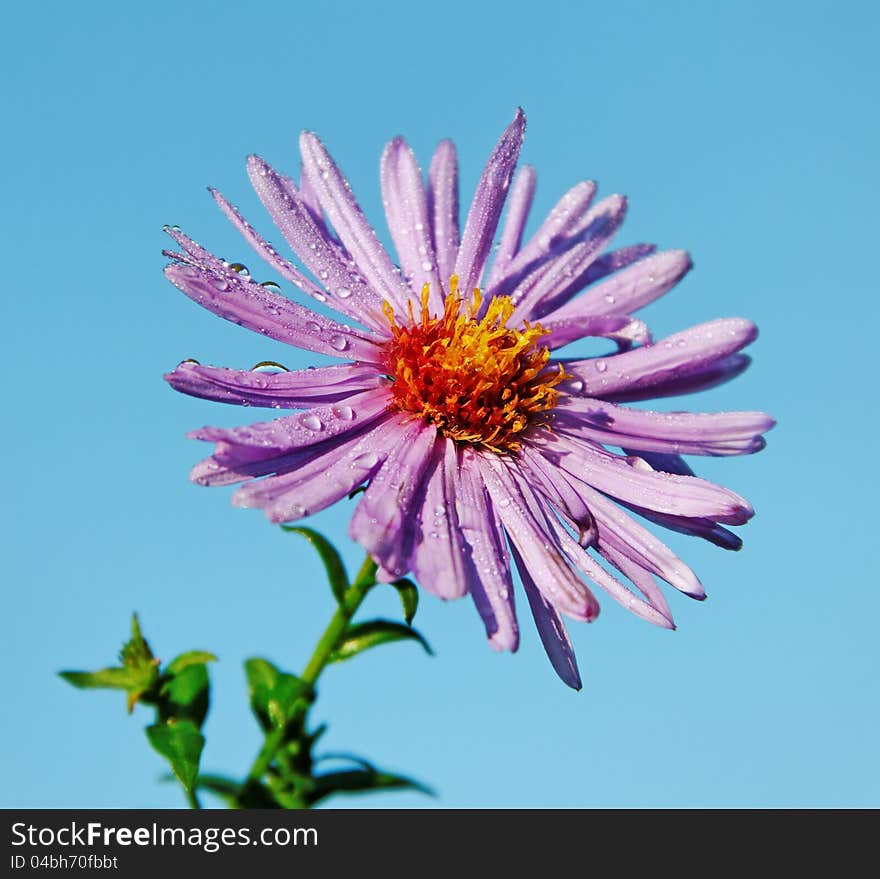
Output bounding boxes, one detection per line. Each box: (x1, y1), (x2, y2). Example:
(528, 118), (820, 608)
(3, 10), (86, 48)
(454, 109), (526, 298)
(410, 439), (471, 600)
(165, 361), (385, 409)
(536, 432), (754, 524)
(209, 187), (382, 332)
(597, 544), (675, 627)
(297, 165), (325, 226)
(510, 194), (628, 322)
(606, 354), (753, 402)
(517, 446), (597, 546)
(457, 449), (519, 651)
(609, 449), (745, 550)
(348, 421), (437, 578)
(560, 318), (759, 399)
(541, 314), (651, 351)
(243, 157), (388, 329)
(187, 387), (390, 453)
(427, 139), (459, 286)
(478, 455), (599, 621)
(576, 243), (658, 288)
(299, 131), (413, 312)
(163, 246), (384, 363)
(552, 470), (704, 599)
(380, 137), (444, 312)
(540, 249), (692, 323)
(512, 544), (582, 690)
(231, 415), (399, 523)
(546, 514), (676, 628)
(485, 165), (537, 289)
(489, 179), (597, 297)
(622, 505), (744, 551)
(554, 396), (775, 456)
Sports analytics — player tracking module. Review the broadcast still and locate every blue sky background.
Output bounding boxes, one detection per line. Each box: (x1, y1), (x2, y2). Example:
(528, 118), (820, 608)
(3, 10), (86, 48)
(3, 0), (877, 808)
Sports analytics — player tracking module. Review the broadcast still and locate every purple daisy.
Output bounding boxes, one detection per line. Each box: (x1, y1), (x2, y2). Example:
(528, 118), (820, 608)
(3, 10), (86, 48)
(164, 109), (773, 689)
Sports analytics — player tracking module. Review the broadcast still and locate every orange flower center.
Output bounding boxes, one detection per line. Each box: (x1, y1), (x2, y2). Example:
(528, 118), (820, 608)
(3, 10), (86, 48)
(382, 278), (564, 453)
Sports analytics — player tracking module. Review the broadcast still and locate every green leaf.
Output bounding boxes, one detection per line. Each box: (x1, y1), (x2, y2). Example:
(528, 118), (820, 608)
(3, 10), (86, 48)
(59, 662), (159, 713)
(146, 720), (204, 792)
(165, 651), (217, 676)
(192, 774), (242, 808)
(244, 658), (310, 732)
(159, 664), (210, 727)
(306, 766), (434, 805)
(60, 667), (144, 691)
(328, 619), (433, 663)
(281, 526), (349, 603)
(390, 578), (419, 625)
(121, 613), (155, 668)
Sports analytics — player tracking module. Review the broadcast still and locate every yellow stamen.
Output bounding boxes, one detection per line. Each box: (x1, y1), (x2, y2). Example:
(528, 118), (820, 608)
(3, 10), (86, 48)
(382, 277), (564, 453)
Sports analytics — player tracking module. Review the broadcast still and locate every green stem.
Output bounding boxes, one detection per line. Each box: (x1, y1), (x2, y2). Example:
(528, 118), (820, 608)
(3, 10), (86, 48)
(301, 554), (377, 685)
(185, 787), (202, 809)
(242, 553), (378, 790)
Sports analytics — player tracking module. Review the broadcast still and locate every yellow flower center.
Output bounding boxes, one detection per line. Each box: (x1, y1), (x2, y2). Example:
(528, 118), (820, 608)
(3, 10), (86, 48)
(382, 278), (564, 453)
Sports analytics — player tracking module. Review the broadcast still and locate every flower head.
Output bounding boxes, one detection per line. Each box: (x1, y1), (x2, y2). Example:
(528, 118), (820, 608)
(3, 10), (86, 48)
(164, 109), (773, 688)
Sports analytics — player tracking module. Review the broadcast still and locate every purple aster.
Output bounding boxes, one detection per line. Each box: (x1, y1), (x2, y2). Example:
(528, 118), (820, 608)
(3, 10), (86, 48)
(164, 109), (773, 689)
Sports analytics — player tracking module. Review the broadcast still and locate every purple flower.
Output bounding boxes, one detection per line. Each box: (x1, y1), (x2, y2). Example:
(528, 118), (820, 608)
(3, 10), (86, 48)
(164, 109), (773, 689)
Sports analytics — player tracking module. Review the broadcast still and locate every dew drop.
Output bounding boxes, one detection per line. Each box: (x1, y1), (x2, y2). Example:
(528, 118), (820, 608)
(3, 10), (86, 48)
(299, 413), (323, 431)
(179, 358), (200, 366)
(331, 404), (355, 420)
(305, 321), (321, 333)
(330, 334), (349, 351)
(313, 292), (327, 303)
(604, 293), (616, 305)
(568, 379), (584, 392)
(251, 360), (289, 375)
(260, 281), (282, 293)
(228, 262), (250, 277)
(595, 360), (608, 373)
(337, 287), (352, 299)
(353, 451), (379, 467)
(212, 278), (230, 291)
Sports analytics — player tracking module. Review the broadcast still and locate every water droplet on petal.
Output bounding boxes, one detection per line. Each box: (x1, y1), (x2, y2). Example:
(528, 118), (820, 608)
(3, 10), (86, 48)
(337, 287), (352, 299)
(251, 360), (289, 375)
(353, 451), (379, 468)
(261, 281), (282, 293)
(595, 360), (608, 373)
(330, 334), (349, 351)
(180, 358), (200, 366)
(331, 404), (355, 420)
(229, 262), (250, 277)
(305, 321), (321, 333)
(212, 278), (230, 291)
(299, 413), (323, 431)
(603, 293), (616, 305)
